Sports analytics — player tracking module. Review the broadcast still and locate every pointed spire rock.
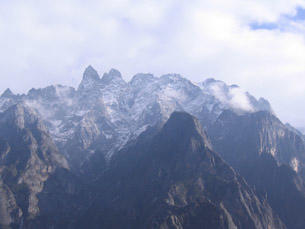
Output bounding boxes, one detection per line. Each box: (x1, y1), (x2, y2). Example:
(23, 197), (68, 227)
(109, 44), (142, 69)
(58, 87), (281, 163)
(78, 65), (100, 91)
(83, 65), (100, 81)
(109, 68), (122, 77)
(258, 97), (274, 114)
(1, 88), (15, 98)
(101, 68), (125, 85)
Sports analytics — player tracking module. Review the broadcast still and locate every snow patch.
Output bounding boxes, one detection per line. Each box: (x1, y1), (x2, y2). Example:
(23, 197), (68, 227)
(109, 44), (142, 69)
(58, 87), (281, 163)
(290, 157), (299, 172)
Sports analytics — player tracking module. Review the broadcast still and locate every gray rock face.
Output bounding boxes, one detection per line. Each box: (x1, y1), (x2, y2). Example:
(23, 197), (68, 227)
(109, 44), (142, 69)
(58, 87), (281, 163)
(208, 110), (305, 229)
(209, 110), (305, 176)
(0, 179), (22, 228)
(0, 104), (68, 227)
(100, 68), (122, 84)
(78, 65), (100, 91)
(1, 88), (15, 98)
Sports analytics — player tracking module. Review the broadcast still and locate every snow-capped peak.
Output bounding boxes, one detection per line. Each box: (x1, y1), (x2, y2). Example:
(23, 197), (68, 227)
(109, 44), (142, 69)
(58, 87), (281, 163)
(130, 73), (155, 86)
(1, 88), (15, 98)
(78, 65), (100, 91)
(0, 66), (275, 161)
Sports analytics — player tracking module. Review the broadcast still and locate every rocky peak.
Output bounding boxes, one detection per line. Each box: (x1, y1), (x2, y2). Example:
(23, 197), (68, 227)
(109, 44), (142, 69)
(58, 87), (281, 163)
(109, 68), (122, 77)
(101, 68), (124, 85)
(78, 65), (100, 91)
(27, 86), (58, 100)
(83, 65), (100, 81)
(159, 112), (212, 150)
(160, 74), (198, 90)
(200, 78), (221, 86)
(1, 88), (15, 98)
(130, 73), (156, 86)
(199, 78), (228, 92)
(160, 73), (184, 82)
(257, 97), (273, 112)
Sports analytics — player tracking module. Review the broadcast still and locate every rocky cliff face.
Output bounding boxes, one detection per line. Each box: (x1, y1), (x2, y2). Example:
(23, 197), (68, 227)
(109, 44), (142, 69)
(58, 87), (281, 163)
(208, 110), (305, 228)
(0, 104), (68, 228)
(208, 110), (305, 178)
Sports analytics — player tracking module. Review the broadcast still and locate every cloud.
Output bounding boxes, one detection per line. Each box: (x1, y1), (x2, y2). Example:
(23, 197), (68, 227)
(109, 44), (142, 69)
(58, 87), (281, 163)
(207, 81), (254, 112)
(229, 87), (255, 112)
(1, 0), (305, 127)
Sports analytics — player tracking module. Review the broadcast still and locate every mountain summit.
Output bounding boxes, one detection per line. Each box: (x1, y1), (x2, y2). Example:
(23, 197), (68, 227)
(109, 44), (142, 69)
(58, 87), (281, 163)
(159, 111), (212, 150)
(101, 68), (122, 84)
(1, 88), (15, 98)
(78, 65), (100, 91)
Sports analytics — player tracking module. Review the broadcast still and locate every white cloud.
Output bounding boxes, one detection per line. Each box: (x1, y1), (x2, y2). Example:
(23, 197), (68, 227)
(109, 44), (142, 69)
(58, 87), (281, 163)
(207, 81), (254, 112)
(1, 0), (305, 127)
(229, 87), (254, 112)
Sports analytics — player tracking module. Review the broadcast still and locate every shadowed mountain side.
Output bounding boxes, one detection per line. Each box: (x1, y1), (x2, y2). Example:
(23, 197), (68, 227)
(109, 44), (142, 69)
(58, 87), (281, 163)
(75, 112), (284, 229)
(208, 110), (305, 229)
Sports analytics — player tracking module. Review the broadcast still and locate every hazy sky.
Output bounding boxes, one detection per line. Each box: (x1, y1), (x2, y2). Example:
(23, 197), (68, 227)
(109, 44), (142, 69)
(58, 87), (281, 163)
(1, 0), (305, 127)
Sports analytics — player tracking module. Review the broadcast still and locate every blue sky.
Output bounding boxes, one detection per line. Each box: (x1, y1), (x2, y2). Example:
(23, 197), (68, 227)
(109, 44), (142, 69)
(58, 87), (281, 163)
(292, 7), (305, 20)
(251, 7), (305, 30)
(251, 22), (278, 30)
(1, 0), (305, 128)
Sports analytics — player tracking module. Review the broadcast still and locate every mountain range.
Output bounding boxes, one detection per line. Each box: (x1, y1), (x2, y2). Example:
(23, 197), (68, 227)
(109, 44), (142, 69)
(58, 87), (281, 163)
(0, 66), (305, 228)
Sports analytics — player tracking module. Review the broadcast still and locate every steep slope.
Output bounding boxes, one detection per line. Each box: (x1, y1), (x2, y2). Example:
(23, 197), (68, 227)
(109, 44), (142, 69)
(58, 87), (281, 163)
(0, 89), (22, 113)
(208, 110), (305, 228)
(75, 112), (284, 229)
(0, 104), (68, 228)
(208, 110), (305, 177)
